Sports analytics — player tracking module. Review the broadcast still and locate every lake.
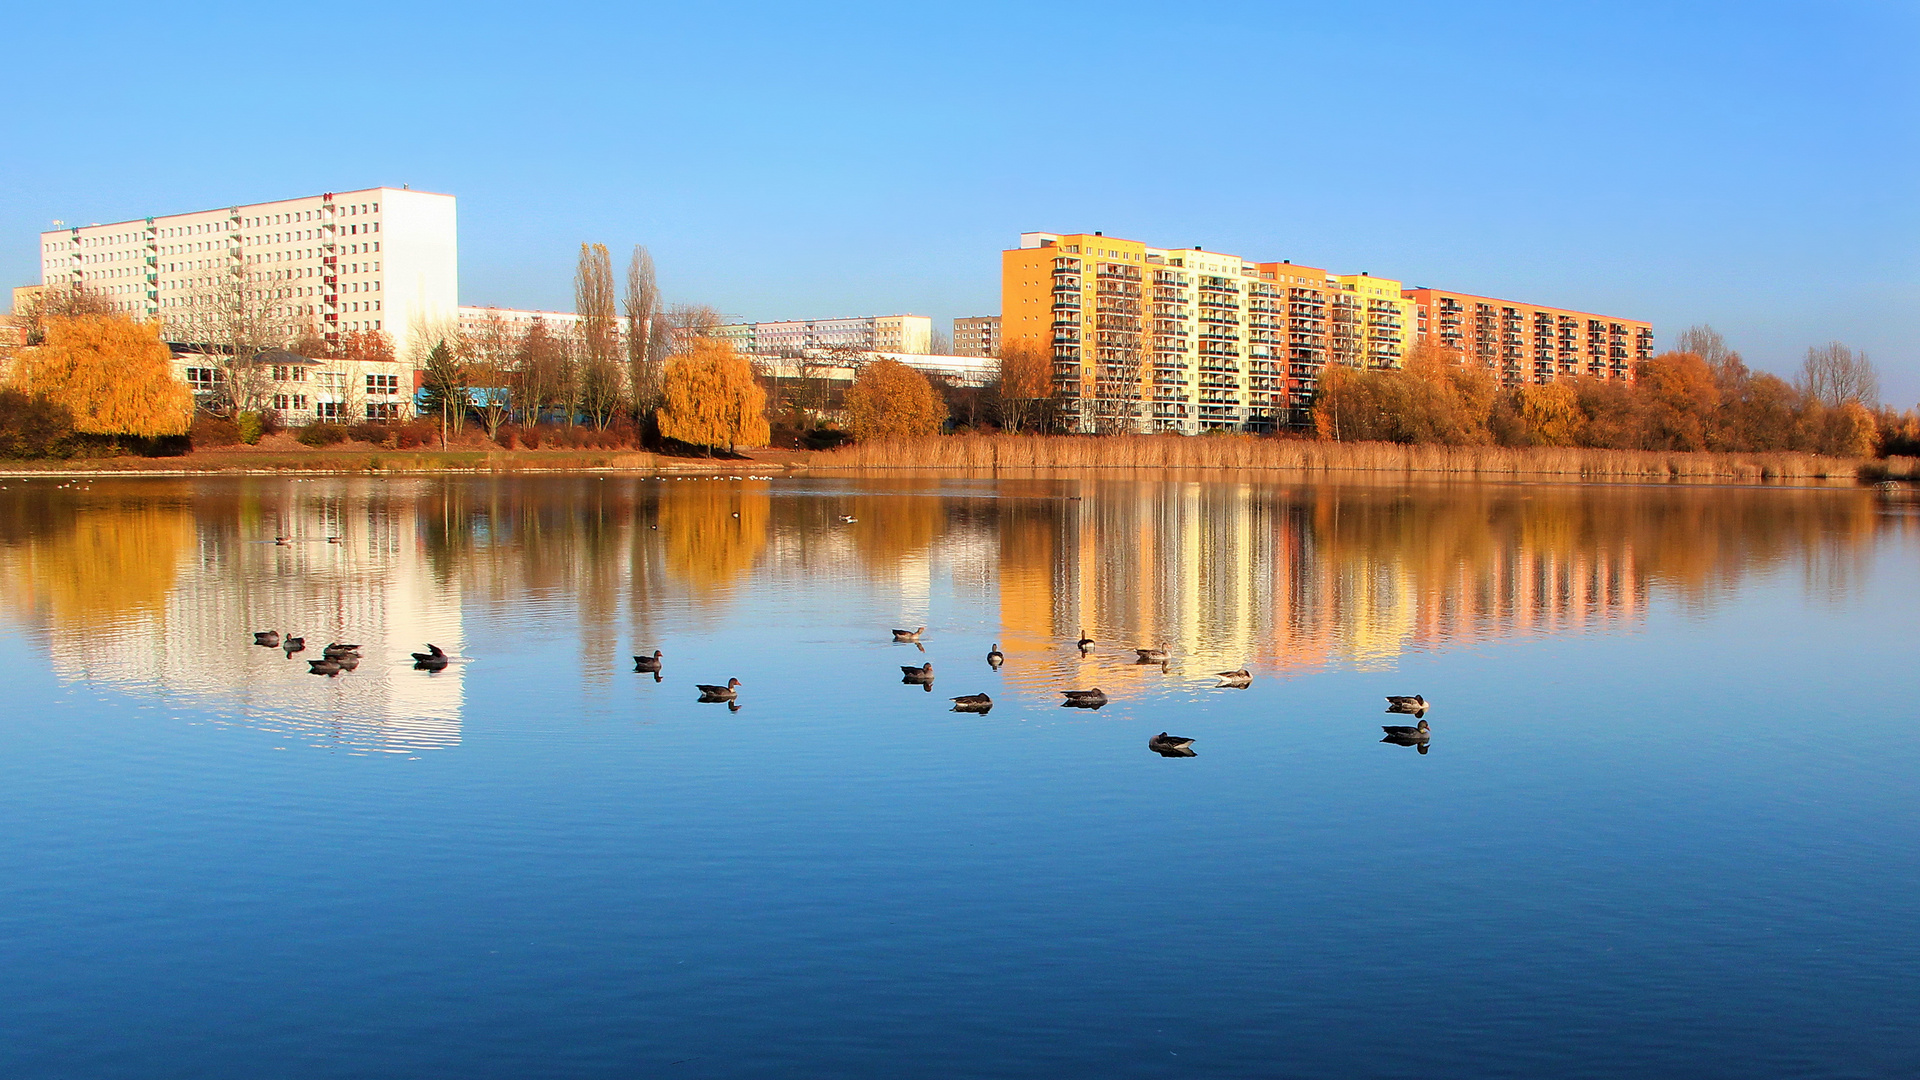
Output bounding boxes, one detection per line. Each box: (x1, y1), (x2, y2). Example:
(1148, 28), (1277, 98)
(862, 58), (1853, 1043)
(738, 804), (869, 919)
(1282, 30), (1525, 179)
(1, 473), (1916, 1078)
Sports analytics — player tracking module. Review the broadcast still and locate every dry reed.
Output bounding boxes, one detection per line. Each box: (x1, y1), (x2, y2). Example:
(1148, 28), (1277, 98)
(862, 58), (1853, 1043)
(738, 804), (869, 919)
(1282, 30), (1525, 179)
(817, 434), (1874, 483)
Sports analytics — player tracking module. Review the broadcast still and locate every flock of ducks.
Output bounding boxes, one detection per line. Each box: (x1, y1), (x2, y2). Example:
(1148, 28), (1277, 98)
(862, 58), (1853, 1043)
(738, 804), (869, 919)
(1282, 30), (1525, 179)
(629, 625), (1433, 757)
(251, 630), (452, 675)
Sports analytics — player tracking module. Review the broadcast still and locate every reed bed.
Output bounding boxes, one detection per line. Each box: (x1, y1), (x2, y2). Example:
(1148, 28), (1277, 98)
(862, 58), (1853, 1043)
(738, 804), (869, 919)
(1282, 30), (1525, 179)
(817, 434), (1875, 483)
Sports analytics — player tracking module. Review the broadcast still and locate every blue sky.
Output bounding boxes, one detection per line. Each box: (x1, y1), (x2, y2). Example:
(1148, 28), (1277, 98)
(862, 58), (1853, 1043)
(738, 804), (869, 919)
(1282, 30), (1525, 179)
(4, 1), (1915, 400)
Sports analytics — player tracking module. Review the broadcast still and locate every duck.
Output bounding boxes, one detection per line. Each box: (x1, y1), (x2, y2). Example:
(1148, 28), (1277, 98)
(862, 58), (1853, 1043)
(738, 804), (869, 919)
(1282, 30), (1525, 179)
(1385, 694), (1429, 713)
(1216, 668), (1251, 687)
(1148, 732), (1195, 753)
(901, 662), (935, 683)
(282, 637), (306, 655)
(892, 626), (926, 642)
(1060, 687), (1108, 708)
(307, 658), (343, 676)
(1134, 645), (1171, 663)
(986, 643), (1004, 667)
(633, 649), (663, 673)
(274, 536), (292, 546)
(838, 514), (857, 524)
(1076, 630), (1095, 652)
(322, 642), (362, 659)
(326, 536), (343, 544)
(950, 693), (993, 714)
(1381, 718), (1431, 741)
(696, 678), (741, 701)
(412, 644), (449, 670)
(253, 630), (281, 647)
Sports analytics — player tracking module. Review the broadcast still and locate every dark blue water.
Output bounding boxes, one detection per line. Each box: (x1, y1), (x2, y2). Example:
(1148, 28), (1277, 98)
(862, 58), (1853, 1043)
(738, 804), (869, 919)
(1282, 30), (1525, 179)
(1, 475), (1916, 1078)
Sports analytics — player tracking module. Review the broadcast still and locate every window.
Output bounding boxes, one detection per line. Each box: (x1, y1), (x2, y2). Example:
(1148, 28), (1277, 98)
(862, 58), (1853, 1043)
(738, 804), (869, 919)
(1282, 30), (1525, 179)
(366, 402), (401, 420)
(185, 367), (225, 391)
(317, 401), (346, 421)
(367, 373), (400, 395)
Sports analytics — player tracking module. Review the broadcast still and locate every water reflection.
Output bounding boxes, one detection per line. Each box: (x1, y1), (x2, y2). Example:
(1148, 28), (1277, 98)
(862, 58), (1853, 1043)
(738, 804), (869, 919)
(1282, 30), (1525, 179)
(0, 474), (1898, 740)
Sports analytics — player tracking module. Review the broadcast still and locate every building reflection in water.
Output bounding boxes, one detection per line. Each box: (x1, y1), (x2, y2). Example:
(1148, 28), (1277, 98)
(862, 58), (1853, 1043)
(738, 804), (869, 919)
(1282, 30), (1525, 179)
(0, 473), (1893, 737)
(0, 478), (465, 753)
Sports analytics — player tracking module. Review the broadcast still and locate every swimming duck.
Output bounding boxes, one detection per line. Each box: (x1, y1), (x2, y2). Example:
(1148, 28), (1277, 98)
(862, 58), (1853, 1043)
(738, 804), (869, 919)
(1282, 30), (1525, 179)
(1134, 645), (1171, 663)
(1385, 694), (1428, 713)
(892, 626), (926, 642)
(274, 536), (292, 546)
(901, 662), (935, 686)
(634, 649), (663, 673)
(1076, 630), (1095, 652)
(412, 644), (449, 670)
(1060, 688), (1108, 708)
(986, 644), (1004, 667)
(1216, 668), (1251, 686)
(696, 678), (741, 701)
(1148, 732), (1195, 754)
(950, 693), (993, 714)
(1381, 718), (1431, 740)
(838, 514), (857, 524)
(307, 658), (343, 676)
(253, 630), (281, 647)
(323, 643), (362, 659)
(282, 637), (306, 655)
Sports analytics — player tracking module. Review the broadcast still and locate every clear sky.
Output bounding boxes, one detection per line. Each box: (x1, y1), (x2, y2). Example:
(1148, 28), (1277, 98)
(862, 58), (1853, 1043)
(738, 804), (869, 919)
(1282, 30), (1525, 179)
(3, 1), (1915, 400)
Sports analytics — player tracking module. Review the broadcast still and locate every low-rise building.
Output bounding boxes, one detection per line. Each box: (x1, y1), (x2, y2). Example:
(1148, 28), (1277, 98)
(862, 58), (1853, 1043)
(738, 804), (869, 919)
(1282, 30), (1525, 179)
(716, 314), (932, 357)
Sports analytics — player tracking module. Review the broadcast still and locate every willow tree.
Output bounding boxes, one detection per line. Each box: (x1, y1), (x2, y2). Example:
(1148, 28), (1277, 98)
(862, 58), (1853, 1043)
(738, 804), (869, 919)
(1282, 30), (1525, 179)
(845, 358), (945, 440)
(657, 338), (769, 454)
(12, 315), (191, 437)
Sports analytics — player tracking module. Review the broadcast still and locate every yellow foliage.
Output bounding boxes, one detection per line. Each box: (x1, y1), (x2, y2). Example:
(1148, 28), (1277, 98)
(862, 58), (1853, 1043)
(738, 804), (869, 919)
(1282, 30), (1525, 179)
(1514, 382), (1580, 446)
(846, 359), (944, 441)
(657, 339), (770, 451)
(0, 496), (194, 632)
(11, 315), (191, 437)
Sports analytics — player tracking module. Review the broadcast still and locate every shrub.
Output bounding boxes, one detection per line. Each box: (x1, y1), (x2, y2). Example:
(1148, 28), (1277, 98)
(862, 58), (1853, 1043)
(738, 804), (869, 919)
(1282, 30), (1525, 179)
(190, 413), (241, 449)
(296, 423), (349, 447)
(0, 389), (80, 459)
(236, 412), (265, 445)
(347, 422), (392, 445)
(393, 419), (439, 449)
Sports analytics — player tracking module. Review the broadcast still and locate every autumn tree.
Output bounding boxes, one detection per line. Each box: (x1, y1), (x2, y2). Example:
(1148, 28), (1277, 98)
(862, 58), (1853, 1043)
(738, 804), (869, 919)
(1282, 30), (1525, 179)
(625, 246), (661, 418)
(418, 339), (468, 440)
(1797, 342), (1878, 408)
(465, 313), (519, 441)
(573, 243), (626, 428)
(994, 338), (1054, 433)
(512, 316), (568, 425)
(1637, 351), (1721, 451)
(657, 337), (769, 453)
(11, 315), (191, 438)
(845, 358), (945, 440)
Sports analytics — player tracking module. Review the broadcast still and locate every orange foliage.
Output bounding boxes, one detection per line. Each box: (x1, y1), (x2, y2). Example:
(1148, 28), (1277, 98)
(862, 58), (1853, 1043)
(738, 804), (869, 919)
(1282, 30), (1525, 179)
(11, 315), (191, 437)
(845, 358), (945, 441)
(657, 338), (770, 451)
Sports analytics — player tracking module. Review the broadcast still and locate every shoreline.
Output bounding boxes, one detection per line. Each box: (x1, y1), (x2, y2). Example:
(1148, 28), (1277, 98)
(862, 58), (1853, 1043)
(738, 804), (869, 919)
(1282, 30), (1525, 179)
(0, 437), (1912, 484)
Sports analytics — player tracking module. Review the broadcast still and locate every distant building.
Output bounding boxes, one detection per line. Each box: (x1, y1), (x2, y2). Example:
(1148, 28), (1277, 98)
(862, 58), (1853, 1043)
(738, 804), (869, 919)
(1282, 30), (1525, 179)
(34, 186), (457, 362)
(953, 315), (1000, 358)
(715, 314), (932, 357)
(1403, 288), (1652, 385)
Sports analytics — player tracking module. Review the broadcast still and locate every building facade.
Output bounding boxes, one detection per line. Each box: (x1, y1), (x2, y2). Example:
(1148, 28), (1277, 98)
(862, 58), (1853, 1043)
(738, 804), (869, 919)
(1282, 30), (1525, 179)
(1404, 288), (1652, 385)
(36, 187), (457, 362)
(1003, 231), (1650, 433)
(715, 314), (932, 357)
(953, 315), (1000, 358)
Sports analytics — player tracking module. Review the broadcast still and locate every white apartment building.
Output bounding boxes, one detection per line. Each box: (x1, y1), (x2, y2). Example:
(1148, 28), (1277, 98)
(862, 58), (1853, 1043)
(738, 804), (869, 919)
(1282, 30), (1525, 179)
(37, 186), (457, 362)
(716, 314), (932, 356)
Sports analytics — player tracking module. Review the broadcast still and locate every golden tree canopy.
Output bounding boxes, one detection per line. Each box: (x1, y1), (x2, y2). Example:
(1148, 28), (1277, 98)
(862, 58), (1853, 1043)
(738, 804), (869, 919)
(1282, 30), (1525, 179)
(657, 338), (770, 452)
(11, 315), (191, 437)
(845, 358), (945, 441)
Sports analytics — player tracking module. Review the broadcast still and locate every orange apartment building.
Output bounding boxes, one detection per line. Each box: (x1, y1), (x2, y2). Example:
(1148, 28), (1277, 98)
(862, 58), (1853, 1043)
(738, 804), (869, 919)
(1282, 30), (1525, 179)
(1405, 288), (1653, 385)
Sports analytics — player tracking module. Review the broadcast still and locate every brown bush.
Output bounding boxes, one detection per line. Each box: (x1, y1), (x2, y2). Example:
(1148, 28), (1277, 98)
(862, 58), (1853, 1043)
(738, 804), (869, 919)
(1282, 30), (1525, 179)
(190, 413), (241, 449)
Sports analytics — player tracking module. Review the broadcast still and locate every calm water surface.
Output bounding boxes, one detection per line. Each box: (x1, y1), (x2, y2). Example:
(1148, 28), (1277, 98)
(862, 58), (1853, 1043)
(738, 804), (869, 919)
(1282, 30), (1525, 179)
(1, 474), (1917, 1078)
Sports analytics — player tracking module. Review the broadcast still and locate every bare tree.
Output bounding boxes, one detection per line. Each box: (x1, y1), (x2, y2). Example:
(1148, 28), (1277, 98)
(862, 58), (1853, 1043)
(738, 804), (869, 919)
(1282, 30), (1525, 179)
(929, 326), (952, 356)
(467, 311), (519, 440)
(574, 243), (625, 428)
(1797, 341), (1879, 408)
(167, 260), (299, 414)
(625, 246), (661, 418)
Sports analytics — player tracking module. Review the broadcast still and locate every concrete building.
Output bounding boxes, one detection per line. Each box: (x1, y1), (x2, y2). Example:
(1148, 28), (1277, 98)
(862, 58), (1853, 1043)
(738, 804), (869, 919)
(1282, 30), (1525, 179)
(36, 187), (457, 362)
(953, 315), (1000, 358)
(1003, 231), (1649, 433)
(716, 314), (932, 357)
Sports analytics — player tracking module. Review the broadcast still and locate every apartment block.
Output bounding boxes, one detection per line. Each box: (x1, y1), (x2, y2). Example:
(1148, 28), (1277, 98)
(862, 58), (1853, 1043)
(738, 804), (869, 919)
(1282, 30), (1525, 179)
(953, 315), (1000, 358)
(1004, 232), (1412, 433)
(1404, 289), (1652, 384)
(716, 314), (932, 357)
(36, 187), (457, 361)
(1004, 231), (1650, 433)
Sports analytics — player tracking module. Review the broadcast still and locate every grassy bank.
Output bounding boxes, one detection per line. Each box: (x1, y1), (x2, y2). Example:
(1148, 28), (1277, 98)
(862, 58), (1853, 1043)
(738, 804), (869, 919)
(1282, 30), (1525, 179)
(819, 434), (1909, 483)
(0, 447), (808, 477)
